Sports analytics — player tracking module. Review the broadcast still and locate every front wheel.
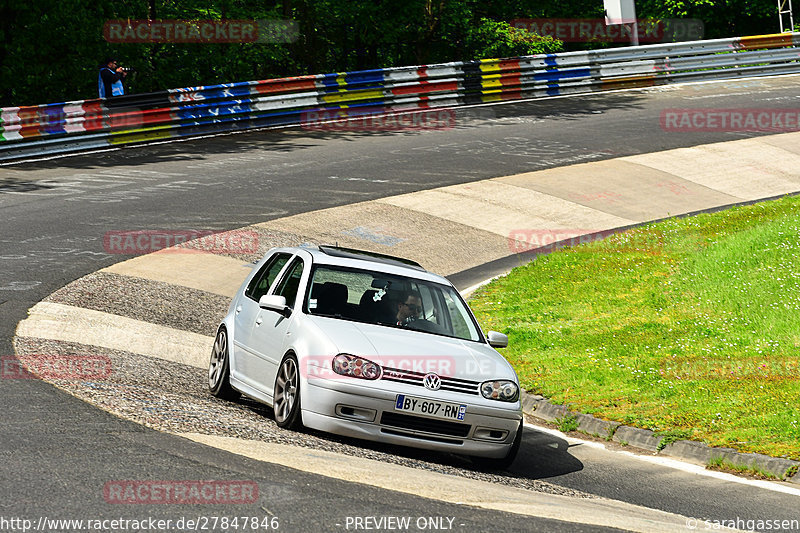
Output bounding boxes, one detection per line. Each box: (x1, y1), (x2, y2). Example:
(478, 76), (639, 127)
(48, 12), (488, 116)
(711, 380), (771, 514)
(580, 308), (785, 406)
(208, 327), (238, 400)
(471, 418), (523, 471)
(274, 354), (303, 429)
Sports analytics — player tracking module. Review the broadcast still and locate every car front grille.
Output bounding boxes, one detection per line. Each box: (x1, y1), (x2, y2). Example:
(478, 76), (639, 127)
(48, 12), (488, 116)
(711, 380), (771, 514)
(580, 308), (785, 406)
(380, 366), (480, 395)
(380, 412), (471, 438)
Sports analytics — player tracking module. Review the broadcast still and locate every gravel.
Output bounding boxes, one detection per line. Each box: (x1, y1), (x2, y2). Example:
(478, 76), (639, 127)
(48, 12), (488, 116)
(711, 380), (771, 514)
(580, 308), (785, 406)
(14, 336), (594, 500)
(46, 272), (229, 337)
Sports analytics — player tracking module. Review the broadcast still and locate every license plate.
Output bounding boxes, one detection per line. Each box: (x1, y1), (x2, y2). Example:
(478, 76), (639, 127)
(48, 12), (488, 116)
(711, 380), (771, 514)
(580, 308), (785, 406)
(395, 395), (466, 421)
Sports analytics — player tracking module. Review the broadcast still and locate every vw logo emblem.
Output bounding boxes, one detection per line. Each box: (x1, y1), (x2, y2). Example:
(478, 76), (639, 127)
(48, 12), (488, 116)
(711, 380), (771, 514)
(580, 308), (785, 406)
(423, 373), (441, 391)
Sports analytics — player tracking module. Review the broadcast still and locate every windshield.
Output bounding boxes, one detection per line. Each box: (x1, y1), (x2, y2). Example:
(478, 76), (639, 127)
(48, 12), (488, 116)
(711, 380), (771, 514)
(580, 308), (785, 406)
(304, 265), (483, 342)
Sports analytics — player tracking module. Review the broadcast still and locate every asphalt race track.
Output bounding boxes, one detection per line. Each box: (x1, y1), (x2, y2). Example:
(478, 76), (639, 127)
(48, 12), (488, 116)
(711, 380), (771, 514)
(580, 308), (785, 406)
(2, 75), (800, 532)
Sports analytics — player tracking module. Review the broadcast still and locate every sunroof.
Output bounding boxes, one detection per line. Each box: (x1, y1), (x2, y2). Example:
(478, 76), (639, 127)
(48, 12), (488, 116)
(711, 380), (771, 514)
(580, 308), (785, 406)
(318, 245), (426, 271)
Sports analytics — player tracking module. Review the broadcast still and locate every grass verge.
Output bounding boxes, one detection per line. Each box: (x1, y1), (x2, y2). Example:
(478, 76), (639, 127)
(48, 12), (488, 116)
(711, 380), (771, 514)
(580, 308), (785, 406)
(555, 414), (579, 433)
(470, 196), (800, 460)
(706, 457), (782, 480)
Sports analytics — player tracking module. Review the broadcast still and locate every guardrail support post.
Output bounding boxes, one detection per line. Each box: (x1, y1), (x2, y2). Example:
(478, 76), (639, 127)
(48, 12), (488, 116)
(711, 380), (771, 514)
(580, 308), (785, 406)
(779, 0), (795, 33)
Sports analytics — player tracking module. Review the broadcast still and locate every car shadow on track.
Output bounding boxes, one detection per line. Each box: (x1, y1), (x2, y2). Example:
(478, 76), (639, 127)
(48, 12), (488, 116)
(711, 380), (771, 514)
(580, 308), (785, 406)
(508, 426), (585, 478)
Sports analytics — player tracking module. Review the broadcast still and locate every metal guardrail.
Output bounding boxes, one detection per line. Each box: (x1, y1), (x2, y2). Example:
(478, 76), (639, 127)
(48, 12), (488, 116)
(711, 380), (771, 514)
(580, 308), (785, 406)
(1, 32), (799, 162)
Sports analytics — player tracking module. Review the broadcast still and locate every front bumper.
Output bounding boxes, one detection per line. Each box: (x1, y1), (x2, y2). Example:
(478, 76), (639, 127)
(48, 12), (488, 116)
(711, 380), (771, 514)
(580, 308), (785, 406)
(302, 377), (522, 458)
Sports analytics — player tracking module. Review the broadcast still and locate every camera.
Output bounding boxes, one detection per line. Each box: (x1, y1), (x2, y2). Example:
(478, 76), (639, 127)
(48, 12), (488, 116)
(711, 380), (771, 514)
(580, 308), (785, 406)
(119, 66), (135, 73)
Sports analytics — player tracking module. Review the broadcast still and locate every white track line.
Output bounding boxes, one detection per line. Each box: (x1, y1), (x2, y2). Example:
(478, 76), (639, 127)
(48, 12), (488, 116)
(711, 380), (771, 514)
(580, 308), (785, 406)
(182, 432), (711, 533)
(527, 423), (800, 496)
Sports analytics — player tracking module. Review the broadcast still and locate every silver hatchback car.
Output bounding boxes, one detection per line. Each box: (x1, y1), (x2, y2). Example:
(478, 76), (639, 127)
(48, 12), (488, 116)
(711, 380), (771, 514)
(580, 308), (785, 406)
(209, 245), (523, 467)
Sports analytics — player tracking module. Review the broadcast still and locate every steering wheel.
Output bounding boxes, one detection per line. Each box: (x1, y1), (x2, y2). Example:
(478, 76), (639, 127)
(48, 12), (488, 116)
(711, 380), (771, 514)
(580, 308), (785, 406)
(401, 315), (418, 327)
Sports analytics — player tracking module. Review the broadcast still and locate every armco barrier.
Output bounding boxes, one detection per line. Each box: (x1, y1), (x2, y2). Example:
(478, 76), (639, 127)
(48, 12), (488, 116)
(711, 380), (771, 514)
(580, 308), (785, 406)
(1, 32), (799, 161)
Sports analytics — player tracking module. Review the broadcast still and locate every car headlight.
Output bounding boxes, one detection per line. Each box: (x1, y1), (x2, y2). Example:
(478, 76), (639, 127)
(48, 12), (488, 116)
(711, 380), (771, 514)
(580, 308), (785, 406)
(332, 354), (381, 380)
(480, 380), (519, 402)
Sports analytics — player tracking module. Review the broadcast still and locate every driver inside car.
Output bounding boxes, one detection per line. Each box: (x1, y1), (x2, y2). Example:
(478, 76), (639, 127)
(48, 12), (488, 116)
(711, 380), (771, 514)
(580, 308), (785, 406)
(396, 291), (422, 325)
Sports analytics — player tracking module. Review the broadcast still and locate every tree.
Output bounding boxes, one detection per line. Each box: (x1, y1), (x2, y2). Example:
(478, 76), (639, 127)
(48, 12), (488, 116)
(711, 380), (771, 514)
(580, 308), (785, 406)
(466, 18), (563, 59)
(0, 0), (782, 107)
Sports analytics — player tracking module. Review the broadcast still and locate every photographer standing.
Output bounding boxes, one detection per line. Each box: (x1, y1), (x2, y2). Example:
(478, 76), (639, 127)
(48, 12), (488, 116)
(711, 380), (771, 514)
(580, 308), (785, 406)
(98, 57), (127, 98)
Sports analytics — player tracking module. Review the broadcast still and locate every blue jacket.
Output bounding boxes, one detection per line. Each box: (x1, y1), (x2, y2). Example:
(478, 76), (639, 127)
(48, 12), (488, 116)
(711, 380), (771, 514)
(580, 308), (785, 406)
(98, 67), (124, 98)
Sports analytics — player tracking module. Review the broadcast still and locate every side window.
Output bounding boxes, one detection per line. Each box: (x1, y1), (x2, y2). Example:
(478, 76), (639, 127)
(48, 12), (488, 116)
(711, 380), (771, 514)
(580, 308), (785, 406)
(245, 253), (291, 302)
(415, 284), (438, 323)
(274, 258), (305, 307)
(442, 289), (478, 341)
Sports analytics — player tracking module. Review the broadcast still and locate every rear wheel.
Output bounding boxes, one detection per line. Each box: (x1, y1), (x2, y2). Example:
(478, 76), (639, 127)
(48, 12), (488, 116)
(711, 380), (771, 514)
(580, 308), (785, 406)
(471, 418), (523, 470)
(274, 354), (303, 429)
(208, 327), (238, 400)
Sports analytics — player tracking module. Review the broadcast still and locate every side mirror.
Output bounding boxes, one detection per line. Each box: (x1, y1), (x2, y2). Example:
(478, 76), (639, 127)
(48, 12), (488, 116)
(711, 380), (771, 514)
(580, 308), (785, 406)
(259, 294), (291, 317)
(487, 331), (508, 348)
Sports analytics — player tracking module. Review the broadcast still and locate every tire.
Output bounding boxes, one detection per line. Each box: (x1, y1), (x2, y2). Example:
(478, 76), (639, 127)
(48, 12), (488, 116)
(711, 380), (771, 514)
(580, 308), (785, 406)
(208, 327), (238, 400)
(274, 354), (303, 429)
(471, 418), (523, 471)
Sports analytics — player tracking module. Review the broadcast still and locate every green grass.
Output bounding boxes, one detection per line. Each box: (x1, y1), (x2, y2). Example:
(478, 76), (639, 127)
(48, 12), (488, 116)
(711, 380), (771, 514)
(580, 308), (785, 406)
(654, 429), (693, 451)
(556, 414), (579, 433)
(706, 457), (782, 480)
(470, 196), (800, 460)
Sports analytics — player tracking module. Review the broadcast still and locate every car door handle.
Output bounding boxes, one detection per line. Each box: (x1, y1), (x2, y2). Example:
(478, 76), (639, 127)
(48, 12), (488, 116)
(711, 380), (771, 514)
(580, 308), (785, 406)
(235, 305), (242, 315)
(255, 316), (263, 326)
